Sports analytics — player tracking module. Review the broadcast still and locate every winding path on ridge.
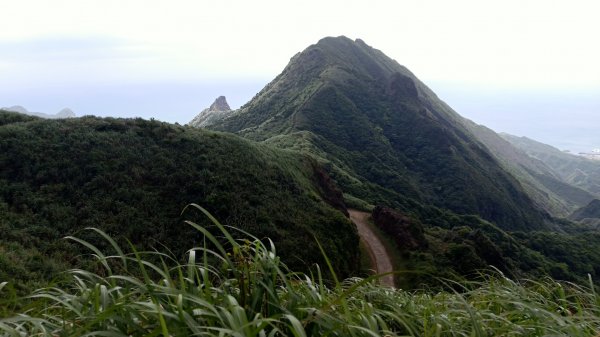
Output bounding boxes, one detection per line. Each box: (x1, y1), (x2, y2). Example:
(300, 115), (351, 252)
(348, 209), (395, 287)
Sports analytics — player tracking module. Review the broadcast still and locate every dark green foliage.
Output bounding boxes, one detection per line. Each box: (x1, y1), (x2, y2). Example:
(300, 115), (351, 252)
(0, 111), (358, 291)
(514, 230), (600, 281)
(0, 110), (39, 125)
(363, 200), (600, 288)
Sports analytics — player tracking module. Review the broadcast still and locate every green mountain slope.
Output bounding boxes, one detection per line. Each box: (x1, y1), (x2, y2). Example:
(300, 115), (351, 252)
(0, 111), (358, 291)
(570, 199), (600, 226)
(463, 121), (597, 217)
(207, 36), (548, 231)
(501, 133), (600, 195)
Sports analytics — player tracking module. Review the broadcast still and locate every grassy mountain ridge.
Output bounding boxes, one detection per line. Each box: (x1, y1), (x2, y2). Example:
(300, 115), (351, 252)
(570, 199), (600, 227)
(0, 110), (358, 291)
(198, 36), (600, 285)
(208, 36), (548, 231)
(463, 120), (597, 216)
(501, 133), (600, 195)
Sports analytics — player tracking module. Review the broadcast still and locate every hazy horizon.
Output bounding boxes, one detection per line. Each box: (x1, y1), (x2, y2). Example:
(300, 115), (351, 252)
(1, 0), (598, 153)
(4, 79), (597, 153)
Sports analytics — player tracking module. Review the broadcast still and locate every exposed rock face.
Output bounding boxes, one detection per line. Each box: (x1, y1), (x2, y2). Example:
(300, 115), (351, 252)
(312, 162), (348, 216)
(210, 96), (230, 111)
(2, 105), (76, 119)
(189, 96), (233, 128)
(371, 206), (427, 251)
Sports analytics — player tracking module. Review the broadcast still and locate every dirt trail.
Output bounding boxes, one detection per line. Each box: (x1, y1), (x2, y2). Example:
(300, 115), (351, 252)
(348, 209), (395, 287)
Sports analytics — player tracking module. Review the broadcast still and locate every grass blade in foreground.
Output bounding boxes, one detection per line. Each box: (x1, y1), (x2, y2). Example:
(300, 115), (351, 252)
(1, 206), (600, 336)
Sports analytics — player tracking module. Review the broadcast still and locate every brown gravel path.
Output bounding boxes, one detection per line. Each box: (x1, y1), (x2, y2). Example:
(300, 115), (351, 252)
(348, 209), (395, 287)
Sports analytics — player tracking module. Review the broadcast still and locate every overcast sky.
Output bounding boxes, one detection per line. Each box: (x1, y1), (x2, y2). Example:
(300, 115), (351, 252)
(1, 0), (598, 151)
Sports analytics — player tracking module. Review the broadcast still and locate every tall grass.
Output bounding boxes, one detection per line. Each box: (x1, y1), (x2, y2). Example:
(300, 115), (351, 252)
(1, 204), (599, 336)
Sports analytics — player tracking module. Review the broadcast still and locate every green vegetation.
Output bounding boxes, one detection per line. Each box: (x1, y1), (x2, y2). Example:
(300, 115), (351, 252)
(0, 111), (358, 292)
(366, 205), (600, 288)
(514, 229), (600, 280)
(2, 208), (599, 336)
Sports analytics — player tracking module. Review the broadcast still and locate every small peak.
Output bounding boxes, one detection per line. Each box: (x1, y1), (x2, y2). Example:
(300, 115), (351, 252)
(188, 96), (232, 128)
(209, 96), (231, 112)
(4, 105), (29, 114)
(56, 108), (76, 117)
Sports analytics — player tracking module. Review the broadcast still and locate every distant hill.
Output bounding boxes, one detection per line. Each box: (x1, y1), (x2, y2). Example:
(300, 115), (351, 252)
(570, 199), (600, 226)
(501, 133), (600, 196)
(204, 36), (548, 231)
(0, 110), (357, 291)
(463, 122), (598, 216)
(2, 105), (76, 119)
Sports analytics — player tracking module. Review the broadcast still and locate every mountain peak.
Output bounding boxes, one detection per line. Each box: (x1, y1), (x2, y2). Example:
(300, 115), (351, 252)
(208, 36), (549, 230)
(188, 96), (232, 128)
(209, 96), (231, 112)
(316, 35), (353, 44)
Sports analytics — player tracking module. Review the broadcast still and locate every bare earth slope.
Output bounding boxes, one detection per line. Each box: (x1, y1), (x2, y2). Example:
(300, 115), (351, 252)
(349, 209), (394, 287)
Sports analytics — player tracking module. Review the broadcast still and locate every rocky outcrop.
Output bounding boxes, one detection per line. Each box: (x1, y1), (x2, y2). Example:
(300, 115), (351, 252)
(371, 206), (427, 251)
(312, 162), (348, 216)
(209, 96), (230, 111)
(189, 96), (232, 128)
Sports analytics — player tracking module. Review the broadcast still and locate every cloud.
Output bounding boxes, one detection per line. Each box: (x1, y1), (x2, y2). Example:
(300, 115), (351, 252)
(0, 36), (147, 62)
(0, 36), (173, 85)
